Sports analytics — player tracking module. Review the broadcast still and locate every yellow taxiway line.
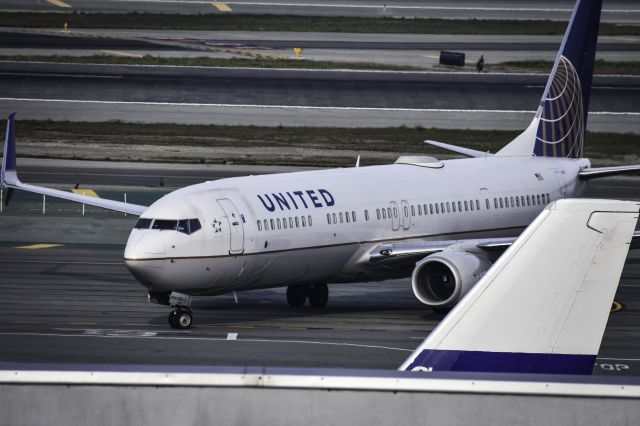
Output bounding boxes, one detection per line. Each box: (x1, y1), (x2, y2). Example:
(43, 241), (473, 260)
(71, 188), (100, 198)
(46, 0), (72, 8)
(213, 2), (232, 12)
(15, 244), (63, 250)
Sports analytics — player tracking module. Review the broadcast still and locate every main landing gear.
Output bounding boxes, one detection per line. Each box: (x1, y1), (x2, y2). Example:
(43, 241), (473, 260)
(286, 283), (329, 308)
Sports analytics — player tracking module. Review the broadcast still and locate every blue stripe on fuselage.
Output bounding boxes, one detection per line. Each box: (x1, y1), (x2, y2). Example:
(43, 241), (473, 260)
(405, 349), (596, 375)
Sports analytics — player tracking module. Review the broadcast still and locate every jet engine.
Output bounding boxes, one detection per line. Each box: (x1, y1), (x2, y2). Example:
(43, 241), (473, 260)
(411, 251), (491, 307)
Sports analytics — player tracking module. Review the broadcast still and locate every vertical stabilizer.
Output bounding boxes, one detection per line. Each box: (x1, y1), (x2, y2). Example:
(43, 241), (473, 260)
(400, 199), (639, 374)
(497, 0), (602, 158)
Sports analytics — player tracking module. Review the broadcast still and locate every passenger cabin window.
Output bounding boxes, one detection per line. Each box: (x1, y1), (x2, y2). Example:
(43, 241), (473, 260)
(308, 215), (313, 226)
(135, 218), (152, 229)
(327, 213), (332, 224)
(257, 220), (262, 231)
(351, 211), (356, 222)
(365, 210), (369, 221)
(301, 216), (306, 227)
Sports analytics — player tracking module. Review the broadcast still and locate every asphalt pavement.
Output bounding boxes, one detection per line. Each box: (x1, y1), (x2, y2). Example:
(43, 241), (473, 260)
(1, 0), (638, 23)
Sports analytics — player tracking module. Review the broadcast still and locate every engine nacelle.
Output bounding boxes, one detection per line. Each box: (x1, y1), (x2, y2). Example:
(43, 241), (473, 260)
(411, 251), (491, 307)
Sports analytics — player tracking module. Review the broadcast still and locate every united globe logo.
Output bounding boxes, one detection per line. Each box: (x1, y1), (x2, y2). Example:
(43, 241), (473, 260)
(534, 56), (584, 158)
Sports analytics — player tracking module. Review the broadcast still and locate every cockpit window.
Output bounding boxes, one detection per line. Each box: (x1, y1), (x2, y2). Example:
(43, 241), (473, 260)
(147, 218), (202, 234)
(177, 219), (189, 234)
(152, 219), (178, 230)
(134, 218), (152, 229)
(189, 219), (201, 233)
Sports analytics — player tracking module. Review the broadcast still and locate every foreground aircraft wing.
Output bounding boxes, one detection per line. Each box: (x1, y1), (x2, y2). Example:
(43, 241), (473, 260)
(1, 113), (147, 216)
(423, 140), (492, 158)
(400, 198), (640, 375)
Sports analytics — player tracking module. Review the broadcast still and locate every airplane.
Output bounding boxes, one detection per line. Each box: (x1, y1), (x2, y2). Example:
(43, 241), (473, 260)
(400, 198), (639, 374)
(1, 0), (639, 329)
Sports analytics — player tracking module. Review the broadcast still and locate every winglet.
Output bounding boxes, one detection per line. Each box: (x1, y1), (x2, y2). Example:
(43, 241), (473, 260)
(1, 112), (18, 186)
(400, 199), (639, 375)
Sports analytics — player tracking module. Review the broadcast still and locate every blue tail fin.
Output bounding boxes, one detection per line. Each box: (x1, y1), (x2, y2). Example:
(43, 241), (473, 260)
(497, 0), (602, 158)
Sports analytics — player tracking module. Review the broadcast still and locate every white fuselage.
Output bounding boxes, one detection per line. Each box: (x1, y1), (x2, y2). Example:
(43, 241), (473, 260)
(123, 156), (590, 295)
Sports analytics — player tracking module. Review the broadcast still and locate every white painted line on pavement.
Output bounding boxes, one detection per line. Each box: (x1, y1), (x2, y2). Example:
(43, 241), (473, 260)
(2, 97), (639, 116)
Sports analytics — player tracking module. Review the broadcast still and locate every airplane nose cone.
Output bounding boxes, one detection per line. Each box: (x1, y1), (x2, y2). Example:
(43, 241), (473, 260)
(124, 233), (166, 288)
(125, 233), (166, 258)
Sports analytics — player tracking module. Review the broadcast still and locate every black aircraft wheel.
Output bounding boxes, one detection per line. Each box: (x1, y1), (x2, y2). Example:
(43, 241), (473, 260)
(169, 308), (193, 329)
(287, 285), (307, 307)
(308, 283), (328, 308)
(168, 309), (178, 327)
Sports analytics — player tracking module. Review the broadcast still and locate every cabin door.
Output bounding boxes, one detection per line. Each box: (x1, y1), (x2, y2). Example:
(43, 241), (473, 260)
(217, 198), (245, 254)
(390, 201), (400, 231)
(400, 200), (411, 230)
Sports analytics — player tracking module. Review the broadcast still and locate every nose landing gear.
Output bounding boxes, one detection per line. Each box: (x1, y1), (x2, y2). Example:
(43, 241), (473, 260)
(149, 290), (194, 329)
(168, 307), (193, 329)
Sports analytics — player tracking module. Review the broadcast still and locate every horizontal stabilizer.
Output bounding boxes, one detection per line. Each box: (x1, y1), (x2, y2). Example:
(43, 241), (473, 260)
(424, 140), (491, 158)
(1, 113), (147, 216)
(400, 199), (639, 375)
(578, 165), (640, 179)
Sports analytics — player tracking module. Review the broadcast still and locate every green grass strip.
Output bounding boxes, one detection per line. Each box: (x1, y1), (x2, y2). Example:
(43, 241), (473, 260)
(3, 55), (640, 75)
(1, 120), (637, 167)
(2, 12), (639, 35)
(0, 55), (424, 72)
(491, 59), (640, 75)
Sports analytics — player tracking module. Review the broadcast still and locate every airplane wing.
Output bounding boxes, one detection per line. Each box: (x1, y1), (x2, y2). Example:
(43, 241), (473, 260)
(368, 237), (514, 264)
(423, 140), (493, 158)
(1, 113), (147, 216)
(369, 231), (639, 265)
(578, 165), (640, 179)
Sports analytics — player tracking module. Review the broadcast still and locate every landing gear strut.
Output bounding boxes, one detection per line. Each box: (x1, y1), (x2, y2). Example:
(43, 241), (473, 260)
(286, 283), (328, 308)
